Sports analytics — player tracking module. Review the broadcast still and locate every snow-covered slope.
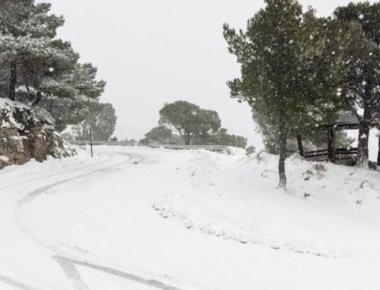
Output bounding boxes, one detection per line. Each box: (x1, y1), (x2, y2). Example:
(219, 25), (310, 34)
(1, 146), (380, 290)
(154, 150), (380, 260)
(0, 98), (74, 169)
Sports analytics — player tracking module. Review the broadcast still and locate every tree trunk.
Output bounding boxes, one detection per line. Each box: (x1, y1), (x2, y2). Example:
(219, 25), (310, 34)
(357, 122), (370, 167)
(296, 133), (304, 157)
(327, 127), (336, 163)
(357, 103), (371, 167)
(31, 91), (42, 107)
(185, 133), (191, 145)
(9, 62), (17, 101)
(278, 127), (288, 190)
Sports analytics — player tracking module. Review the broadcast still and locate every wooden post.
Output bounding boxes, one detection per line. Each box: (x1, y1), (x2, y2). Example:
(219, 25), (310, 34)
(296, 133), (304, 157)
(377, 135), (380, 166)
(327, 127), (336, 163)
(90, 128), (93, 158)
(9, 61), (17, 101)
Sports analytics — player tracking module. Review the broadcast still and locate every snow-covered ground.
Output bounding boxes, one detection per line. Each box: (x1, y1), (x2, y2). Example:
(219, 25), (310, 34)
(1, 146), (380, 290)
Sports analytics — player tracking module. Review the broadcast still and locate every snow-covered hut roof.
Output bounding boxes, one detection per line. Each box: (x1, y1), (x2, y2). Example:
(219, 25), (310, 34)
(335, 111), (360, 126)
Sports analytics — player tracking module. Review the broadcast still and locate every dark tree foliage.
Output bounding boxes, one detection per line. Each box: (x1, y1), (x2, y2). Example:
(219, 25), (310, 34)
(195, 128), (248, 148)
(213, 128), (248, 149)
(335, 2), (380, 45)
(143, 126), (174, 145)
(224, 0), (329, 188)
(159, 101), (221, 145)
(0, 0), (74, 101)
(223, 0), (359, 187)
(334, 2), (380, 166)
(39, 63), (106, 131)
(76, 103), (117, 141)
(0, 0), (106, 131)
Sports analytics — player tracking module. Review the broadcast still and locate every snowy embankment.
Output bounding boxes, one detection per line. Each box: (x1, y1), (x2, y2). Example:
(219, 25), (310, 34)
(0, 98), (74, 170)
(154, 151), (380, 260)
(1, 146), (380, 290)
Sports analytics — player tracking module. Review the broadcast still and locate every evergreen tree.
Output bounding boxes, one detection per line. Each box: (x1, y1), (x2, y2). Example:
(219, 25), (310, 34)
(335, 2), (380, 167)
(143, 126), (174, 145)
(0, 0), (73, 102)
(223, 0), (343, 188)
(39, 63), (106, 131)
(41, 96), (99, 132)
(159, 101), (221, 145)
(0, 0), (106, 131)
(209, 128), (248, 148)
(75, 103), (117, 141)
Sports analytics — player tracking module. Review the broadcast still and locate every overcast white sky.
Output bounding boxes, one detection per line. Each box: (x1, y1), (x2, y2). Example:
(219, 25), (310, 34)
(46, 0), (369, 145)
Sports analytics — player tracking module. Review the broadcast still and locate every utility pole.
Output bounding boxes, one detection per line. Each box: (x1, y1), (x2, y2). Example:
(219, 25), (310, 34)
(90, 128), (94, 158)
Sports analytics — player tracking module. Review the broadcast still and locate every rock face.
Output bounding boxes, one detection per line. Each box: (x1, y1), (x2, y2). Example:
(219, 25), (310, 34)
(0, 99), (75, 170)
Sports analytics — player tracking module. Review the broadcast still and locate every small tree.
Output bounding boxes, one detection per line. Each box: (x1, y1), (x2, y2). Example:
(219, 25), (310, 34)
(144, 126), (173, 145)
(75, 103), (117, 141)
(198, 128), (248, 148)
(159, 101), (221, 145)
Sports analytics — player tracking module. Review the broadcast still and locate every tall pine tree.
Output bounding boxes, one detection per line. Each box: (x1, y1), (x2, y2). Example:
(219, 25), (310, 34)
(335, 3), (380, 167)
(0, 0), (106, 131)
(224, 0), (344, 188)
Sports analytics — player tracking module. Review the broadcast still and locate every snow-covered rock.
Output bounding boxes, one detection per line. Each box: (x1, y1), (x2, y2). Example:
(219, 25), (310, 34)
(0, 98), (75, 169)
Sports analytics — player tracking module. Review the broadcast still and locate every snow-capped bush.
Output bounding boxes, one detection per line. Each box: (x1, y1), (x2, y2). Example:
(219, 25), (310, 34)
(0, 99), (75, 169)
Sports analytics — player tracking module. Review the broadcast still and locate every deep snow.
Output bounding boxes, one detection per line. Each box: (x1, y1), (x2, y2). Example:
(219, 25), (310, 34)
(1, 146), (380, 290)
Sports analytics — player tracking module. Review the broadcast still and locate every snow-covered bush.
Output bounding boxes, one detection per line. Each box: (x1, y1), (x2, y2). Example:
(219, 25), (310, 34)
(0, 99), (75, 169)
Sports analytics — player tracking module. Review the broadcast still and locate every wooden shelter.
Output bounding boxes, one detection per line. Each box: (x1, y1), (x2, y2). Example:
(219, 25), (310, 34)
(299, 111), (376, 165)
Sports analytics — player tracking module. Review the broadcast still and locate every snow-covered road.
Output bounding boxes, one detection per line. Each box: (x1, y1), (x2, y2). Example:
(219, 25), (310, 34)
(1, 146), (380, 290)
(0, 148), (181, 290)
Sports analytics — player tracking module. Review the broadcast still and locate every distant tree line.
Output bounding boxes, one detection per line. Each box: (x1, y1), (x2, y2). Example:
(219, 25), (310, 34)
(140, 101), (248, 148)
(0, 0), (116, 136)
(224, 0), (380, 188)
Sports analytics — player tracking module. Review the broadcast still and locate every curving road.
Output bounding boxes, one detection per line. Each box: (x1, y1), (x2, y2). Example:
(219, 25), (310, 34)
(0, 148), (183, 290)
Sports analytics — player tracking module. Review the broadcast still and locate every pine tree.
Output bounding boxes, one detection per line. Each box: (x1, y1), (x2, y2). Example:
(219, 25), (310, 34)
(335, 3), (380, 167)
(207, 128), (248, 148)
(39, 63), (106, 131)
(223, 0), (343, 188)
(159, 101), (221, 145)
(0, 0), (106, 131)
(75, 103), (117, 141)
(143, 126), (173, 145)
(0, 0), (70, 101)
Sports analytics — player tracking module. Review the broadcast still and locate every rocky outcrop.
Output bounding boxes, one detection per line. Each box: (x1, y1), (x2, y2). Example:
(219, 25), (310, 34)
(0, 99), (75, 169)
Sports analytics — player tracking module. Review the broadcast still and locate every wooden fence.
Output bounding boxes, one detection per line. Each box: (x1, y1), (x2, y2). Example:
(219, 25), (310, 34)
(304, 147), (358, 164)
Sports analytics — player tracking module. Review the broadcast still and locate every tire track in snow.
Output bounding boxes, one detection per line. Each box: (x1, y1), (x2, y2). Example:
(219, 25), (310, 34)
(54, 256), (182, 290)
(0, 152), (114, 192)
(0, 274), (40, 290)
(0, 151), (115, 290)
(14, 152), (184, 290)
